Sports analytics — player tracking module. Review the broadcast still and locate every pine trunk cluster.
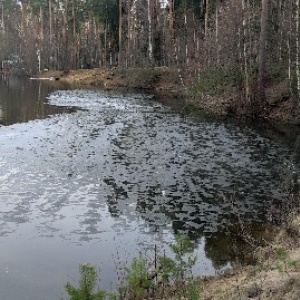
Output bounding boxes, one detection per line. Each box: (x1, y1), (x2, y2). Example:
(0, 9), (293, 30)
(0, 0), (299, 107)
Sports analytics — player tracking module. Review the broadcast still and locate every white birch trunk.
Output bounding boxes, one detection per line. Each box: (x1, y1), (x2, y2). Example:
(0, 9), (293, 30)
(1, 1), (5, 33)
(147, 0), (153, 65)
(184, 0), (188, 65)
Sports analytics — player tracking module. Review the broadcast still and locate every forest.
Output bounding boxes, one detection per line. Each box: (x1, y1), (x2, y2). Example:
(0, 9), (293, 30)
(0, 0), (300, 116)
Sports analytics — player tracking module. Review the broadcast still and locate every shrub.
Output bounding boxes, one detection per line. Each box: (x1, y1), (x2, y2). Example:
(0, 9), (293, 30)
(65, 264), (107, 300)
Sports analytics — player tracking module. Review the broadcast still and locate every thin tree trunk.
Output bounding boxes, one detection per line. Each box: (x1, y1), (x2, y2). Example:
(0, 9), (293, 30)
(257, 0), (269, 107)
(184, 0), (188, 66)
(37, 4), (44, 73)
(215, 0), (220, 64)
(242, 0), (250, 104)
(127, 0), (131, 67)
(19, 2), (27, 68)
(85, 12), (92, 67)
(40, 4), (44, 40)
(168, 0), (174, 33)
(148, 0), (153, 65)
(118, 0), (123, 66)
(49, 0), (52, 68)
(278, 0), (284, 61)
(72, 0), (76, 38)
(95, 21), (102, 67)
(1, 1), (5, 33)
(167, 0), (175, 66)
(63, 0), (69, 69)
(205, 0), (210, 38)
(287, 0), (293, 95)
(295, 0), (300, 99)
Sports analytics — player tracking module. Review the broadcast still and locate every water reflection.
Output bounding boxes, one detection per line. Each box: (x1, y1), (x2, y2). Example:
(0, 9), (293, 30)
(0, 75), (75, 125)
(0, 79), (299, 299)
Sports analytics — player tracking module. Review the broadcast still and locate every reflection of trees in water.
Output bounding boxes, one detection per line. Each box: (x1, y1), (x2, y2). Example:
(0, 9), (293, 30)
(100, 106), (299, 270)
(103, 179), (276, 269)
(0, 76), (74, 125)
(204, 222), (274, 269)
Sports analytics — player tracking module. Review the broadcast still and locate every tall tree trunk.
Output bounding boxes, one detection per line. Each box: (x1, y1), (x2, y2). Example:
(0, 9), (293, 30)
(54, 0), (60, 69)
(62, 0), (69, 69)
(49, 0), (53, 68)
(19, 2), (27, 68)
(72, 0), (76, 38)
(40, 4), (44, 40)
(148, 0), (153, 65)
(215, 0), (220, 64)
(95, 21), (102, 67)
(257, 0), (269, 107)
(85, 11), (92, 67)
(287, 0), (293, 95)
(184, 0), (188, 66)
(1, 1), (5, 33)
(168, 0), (174, 33)
(167, 0), (175, 66)
(205, 0), (210, 38)
(278, 0), (284, 61)
(37, 4), (44, 73)
(118, 0), (123, 66)
(104, 0), (108, 67)
(242, 0), (250, 105)
(71, 0), (78, 69)
(295, 0), (300, 99)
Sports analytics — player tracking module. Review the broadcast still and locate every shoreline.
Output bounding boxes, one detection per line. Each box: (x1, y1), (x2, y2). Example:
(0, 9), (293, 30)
(39, 68), (300, 127)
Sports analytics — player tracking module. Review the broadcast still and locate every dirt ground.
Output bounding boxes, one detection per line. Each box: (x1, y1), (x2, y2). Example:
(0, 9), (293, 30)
(40, 68), (300, 299)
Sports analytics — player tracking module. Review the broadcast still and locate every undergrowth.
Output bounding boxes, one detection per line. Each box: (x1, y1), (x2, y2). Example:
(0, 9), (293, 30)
(65, 232), (201, 300)
(191, 67), (243, 97)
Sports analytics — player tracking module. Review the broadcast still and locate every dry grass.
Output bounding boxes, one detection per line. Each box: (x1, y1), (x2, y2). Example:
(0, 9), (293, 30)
(201, 215), (300, 300)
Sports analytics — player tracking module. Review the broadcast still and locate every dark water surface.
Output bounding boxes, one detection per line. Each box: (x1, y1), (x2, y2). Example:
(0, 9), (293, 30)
(0, 75), (299, 299)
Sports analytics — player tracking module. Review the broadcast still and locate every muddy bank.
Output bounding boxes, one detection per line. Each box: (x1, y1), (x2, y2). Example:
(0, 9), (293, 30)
(39, 68), (300, 126)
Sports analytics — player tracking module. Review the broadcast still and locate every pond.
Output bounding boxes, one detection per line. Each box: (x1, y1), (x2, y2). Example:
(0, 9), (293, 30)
(0, 75), (299, 300)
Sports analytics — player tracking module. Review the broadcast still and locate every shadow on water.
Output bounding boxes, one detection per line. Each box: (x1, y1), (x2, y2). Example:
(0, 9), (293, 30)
(0, 75), (300, 299)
